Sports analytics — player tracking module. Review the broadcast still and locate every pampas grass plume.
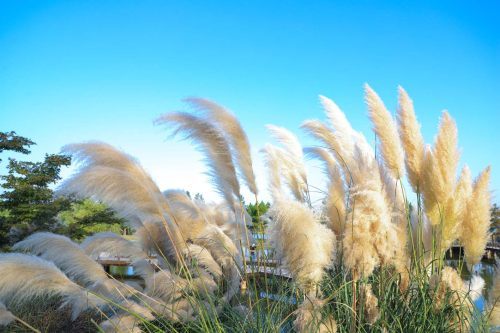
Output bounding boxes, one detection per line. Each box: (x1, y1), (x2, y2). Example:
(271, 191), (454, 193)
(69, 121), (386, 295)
(365, 84), (405, 179)
(0, 302), (15, 327)
(462, 166), (491, 266)
(269, 200), (335, 293)
(361, 283), (380, 324)
(186, 98), (258, 196)
(397, 86), (425, 191)
(0, 253), (104, 320)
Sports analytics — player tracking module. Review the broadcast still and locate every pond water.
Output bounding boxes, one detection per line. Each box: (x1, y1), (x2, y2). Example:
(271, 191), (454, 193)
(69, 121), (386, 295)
(446, 258), (497, 312)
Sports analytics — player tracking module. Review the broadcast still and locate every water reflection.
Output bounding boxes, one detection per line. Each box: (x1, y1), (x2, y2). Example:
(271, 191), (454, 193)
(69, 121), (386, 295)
(446, 258), (497, 311)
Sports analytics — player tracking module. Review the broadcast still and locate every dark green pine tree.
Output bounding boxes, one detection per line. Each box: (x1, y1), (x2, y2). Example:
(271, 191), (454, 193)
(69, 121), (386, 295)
(0, 132), (71, 248)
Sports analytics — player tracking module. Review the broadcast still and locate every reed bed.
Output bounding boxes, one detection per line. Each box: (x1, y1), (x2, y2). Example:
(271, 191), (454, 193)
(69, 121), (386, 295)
(0, 86), (496, 332)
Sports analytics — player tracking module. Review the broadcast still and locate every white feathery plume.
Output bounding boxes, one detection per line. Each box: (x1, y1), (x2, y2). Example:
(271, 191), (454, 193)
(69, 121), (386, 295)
(142, 268), (188, 303)
(304, 147), (338, 180)
(430, 265), (485, 327)
(0, 253), (105, 320)
(61, 142), (161, 199)
(185, 98), (258, 196)
(301, 119), (345, 166)
(184, 243), (223, 280)
(439, 165), (472, 253)
(320, 95), (356, 159)
(100, 299), (155, 333)
(198, 202), (243, 243)
(275, 148), (306, 202)
(163, 191), (233, 279)
(266, 125), (309, 198)
(59, 167), (161, 229)
(397, 86), (425, 191)
(12, 232), (130, 300)
(134, 220), (183, 268)
(421, 145), (440, 225)
(261, 144), (284, 201)
(193, 224), (242, 302)
(455, 165), (473, 234)
(140, 263), (215, 303)
(81, 232), (149, 262)
(0, 302), (15, 327)
(360, 283), (380, 324)
(365, 84), (405, 179)
(58, 145), (187, 263)
(307, 94), (404, 278)
(164, 189), (210, 242)
(293, 297), (335, 333)
(378, 165), (407, 259)
(60, 142), (177, 225)
(269, 199), (335, 294)
(317, 95), (376, 186)
(487, 263), (500, 326)
(433, 111), (460, 200)
(100, 314), (143, 333)
(343, 141), (404, 279)
(466, 275), (486, 302)
(320, 94), (376, 176)
(343, 187), (390, 279)
(80, 232), (156, 287)
(422, 112), (460, 226)
(304, 147), (346, 236)
(166, 190), (252, 250)
(217, 202), (254, 249)
(155, 112), (240, 208)
(266, 125), (304, 162)
(261, 143), (305, 202)
(163, 197), (241, 301)
(462, 166), (491, 266)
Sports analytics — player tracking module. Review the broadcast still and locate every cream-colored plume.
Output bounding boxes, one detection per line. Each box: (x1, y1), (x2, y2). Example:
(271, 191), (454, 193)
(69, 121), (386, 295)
(12, 232), (130, 300)
(343, 186), (393, 279)
(461, 167), (491, 266)
(0, 302), (14, 327)
(320, 95), (356, 160)
(397, 87), (425, 191)
(261, 143), (305, 202)
(360, 283), (380, 324)
(59, 143), (186, 263)
(304, 147), (346, 236)
(269, 199), (335, 293)
(81, 232), (149, 262)
(301, 119), (346, 172)
(100, 299), (155, 333)
(487, 263), (500, 326)
(0, 253), (105, 321)
(430, 266), (484, 311)
(266, 125), (309, 202)
(261, 144), (283, 201)
(186, 98), (258, 196)
(422, 112), (460, 226)
(365, 84), (405, 179)
(293, 297), (337, 333)
(155, 112), (240, 208)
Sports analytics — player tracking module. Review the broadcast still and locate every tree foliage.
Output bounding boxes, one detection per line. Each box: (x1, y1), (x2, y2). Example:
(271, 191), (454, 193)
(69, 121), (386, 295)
(246, 200), (270, 232)
(491, 203), (500, 243)
(0, 131), (127, 248)
(0, 131), (35, 162)
(58, 199), (128, 241)
(0, 152), (72, 247)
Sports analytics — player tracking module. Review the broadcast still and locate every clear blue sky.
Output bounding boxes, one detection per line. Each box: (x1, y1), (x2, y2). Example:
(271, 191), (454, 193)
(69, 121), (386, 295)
(0, 1), (498, 203)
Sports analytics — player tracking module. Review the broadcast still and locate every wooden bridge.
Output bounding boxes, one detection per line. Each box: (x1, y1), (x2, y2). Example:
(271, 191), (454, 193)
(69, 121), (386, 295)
(449, 241), (499, 260)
